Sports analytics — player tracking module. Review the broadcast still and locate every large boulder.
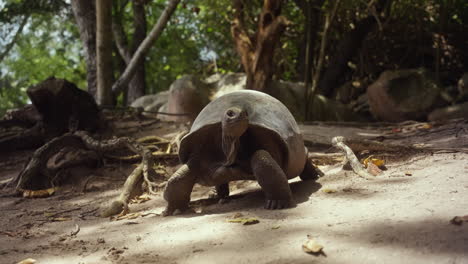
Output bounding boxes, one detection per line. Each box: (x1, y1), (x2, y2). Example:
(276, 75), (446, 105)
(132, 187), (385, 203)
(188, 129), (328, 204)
(209, 73), (364, 122)
(162, 75), (212, 122)
(133, 73), (366, 123)
(130, 90), (169, 112)
(367, 69), (441, 122)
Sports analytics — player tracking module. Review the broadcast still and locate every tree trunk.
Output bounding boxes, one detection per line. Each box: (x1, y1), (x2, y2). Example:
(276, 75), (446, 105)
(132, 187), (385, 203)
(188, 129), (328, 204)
(127, 0), (147, 104)
(96, 0), (114, 106)
(112, 0), (180, 96)
(231, 0), (288, 92)
(71, 0), (97, 98)
(293, 0), (323, 83)
(319, 0), (392, 97)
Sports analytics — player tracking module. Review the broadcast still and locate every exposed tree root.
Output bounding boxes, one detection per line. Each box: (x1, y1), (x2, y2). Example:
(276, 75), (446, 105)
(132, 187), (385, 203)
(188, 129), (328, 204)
(3, 130), (164, 217)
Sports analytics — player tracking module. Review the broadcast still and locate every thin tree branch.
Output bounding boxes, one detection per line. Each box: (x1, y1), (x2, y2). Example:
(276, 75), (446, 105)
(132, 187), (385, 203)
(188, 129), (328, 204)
(112, 0), (180, 96)
(0, 15), (29, 62)
(112, 0), (131, 63)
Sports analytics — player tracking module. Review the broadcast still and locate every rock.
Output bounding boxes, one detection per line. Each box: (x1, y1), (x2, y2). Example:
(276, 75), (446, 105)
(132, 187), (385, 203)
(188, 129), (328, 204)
(162, 75), (212, 122)
(133, 73), (366, 123)
(27, 77), (100, 133)
(130, 91), (169, 112)
(334, 81), (364, 104)
(457, 73), (468, 99)
(427, 101), (468, 121)
(367, 69), (441, 122)
(210, 73), (364, 122)
(209, 73), (246, 99)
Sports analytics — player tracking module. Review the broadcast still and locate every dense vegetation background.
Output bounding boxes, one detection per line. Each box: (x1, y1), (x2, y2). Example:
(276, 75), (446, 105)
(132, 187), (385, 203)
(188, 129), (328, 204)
(0, 0), (467, 116)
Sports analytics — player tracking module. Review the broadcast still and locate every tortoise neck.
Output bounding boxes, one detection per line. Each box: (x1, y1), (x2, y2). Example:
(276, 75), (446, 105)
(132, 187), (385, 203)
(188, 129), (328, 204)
(222, 132), (239, 166)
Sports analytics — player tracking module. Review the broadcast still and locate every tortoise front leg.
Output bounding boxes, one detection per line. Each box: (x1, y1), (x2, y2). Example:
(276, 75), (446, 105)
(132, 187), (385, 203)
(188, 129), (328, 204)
(250, 150), (295, 209)
(215, 183), (230, 198)
(162, 164), (196, 216)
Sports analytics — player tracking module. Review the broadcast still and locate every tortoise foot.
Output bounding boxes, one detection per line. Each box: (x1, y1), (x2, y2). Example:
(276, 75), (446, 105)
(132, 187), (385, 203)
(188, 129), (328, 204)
(264, 199), (296, 210)
(162, 205), (191, 216)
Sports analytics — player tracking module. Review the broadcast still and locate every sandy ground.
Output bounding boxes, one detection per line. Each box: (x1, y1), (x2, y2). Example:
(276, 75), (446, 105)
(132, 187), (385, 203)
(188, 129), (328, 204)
(1, 121), (468, 264)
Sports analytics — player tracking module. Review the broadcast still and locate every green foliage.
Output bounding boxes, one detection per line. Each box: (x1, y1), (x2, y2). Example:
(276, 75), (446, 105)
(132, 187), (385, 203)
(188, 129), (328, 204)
(1, 0), (468, 115)
(0, 0), (83, 116)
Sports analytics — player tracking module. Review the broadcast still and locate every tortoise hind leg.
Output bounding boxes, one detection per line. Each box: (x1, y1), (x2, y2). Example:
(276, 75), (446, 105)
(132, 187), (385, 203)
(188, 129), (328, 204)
(163, 164), (196, 216)
(300, 158), (323, 181)
(300, 147), (324, 181)
(250, 149), (295, 209)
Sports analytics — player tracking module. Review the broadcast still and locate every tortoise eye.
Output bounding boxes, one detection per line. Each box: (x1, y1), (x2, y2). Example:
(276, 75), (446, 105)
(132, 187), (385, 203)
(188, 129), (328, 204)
(226, 110), (236, 117)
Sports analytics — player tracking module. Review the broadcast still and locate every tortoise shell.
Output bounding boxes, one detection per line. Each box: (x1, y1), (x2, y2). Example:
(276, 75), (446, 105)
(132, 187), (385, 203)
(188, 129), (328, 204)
(179, 90), (306, 178)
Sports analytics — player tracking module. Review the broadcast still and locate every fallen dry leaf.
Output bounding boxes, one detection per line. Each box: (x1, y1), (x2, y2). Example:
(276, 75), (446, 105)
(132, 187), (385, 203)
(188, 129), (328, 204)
(70, 224), (80, 236)
(450, 215), (468, 225)
(367, 162), (383, 176)
(228, 218), (260, 225)
(113, 212), (142, 221)
(131, 193), (152, 204)
(322, 188), (337, 194)
(22, 187), (57, 198)
(51, 217), (72, 222)
(418, 123), (433, 130)
(17, 258), (36, 264)
(362, 156), (385, 168)
(302, 236), (324, 255)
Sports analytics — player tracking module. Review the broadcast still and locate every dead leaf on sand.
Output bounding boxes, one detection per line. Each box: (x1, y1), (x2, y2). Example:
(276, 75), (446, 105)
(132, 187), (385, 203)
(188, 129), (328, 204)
(112, 212), (142, 221)
(450, 215), (468, 225)
(50, 217), (72, 222)
(17, 258), (36, 264)
(228, 218), (260, 225)
(130, 193), (152, 204)
(322, 188), (337, 193)
(367, 162), (383, 176)
(362, 156), (385, 168)
(302, 235), (324, 255)
(21, 187), (57, 198)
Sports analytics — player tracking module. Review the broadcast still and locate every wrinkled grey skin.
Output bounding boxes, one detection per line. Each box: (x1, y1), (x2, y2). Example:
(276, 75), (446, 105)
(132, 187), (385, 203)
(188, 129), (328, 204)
(163, 90), (320, 216)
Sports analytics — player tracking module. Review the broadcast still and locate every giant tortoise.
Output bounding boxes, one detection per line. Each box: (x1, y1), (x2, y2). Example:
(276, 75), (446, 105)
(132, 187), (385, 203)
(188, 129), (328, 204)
(163, 90), (321, 215)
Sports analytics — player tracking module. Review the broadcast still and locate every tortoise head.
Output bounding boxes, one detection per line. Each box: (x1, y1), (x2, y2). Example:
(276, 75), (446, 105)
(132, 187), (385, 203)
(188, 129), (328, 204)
(221, 106), (249, 166)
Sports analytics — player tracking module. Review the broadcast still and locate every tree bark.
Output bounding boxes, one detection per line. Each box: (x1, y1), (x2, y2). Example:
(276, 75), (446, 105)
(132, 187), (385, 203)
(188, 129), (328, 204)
(127, 0), (147, 104)
(112, 0), (180, 96)
(71, 0), (97, 98)
(293, 0), (323, 83)
(96, 0), (114, 106)
(231, 0), (289, 92)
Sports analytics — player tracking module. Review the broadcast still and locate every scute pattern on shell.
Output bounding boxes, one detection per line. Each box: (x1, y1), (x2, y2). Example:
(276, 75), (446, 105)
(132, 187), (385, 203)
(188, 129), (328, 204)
(179, 90), (306, 179)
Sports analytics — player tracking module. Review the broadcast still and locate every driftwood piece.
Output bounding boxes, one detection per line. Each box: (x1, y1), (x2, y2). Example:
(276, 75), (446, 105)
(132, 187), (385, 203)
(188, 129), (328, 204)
(331, 136), (375, 180)
(5, 130), (160, 217)
(100, 164), (145, 217)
